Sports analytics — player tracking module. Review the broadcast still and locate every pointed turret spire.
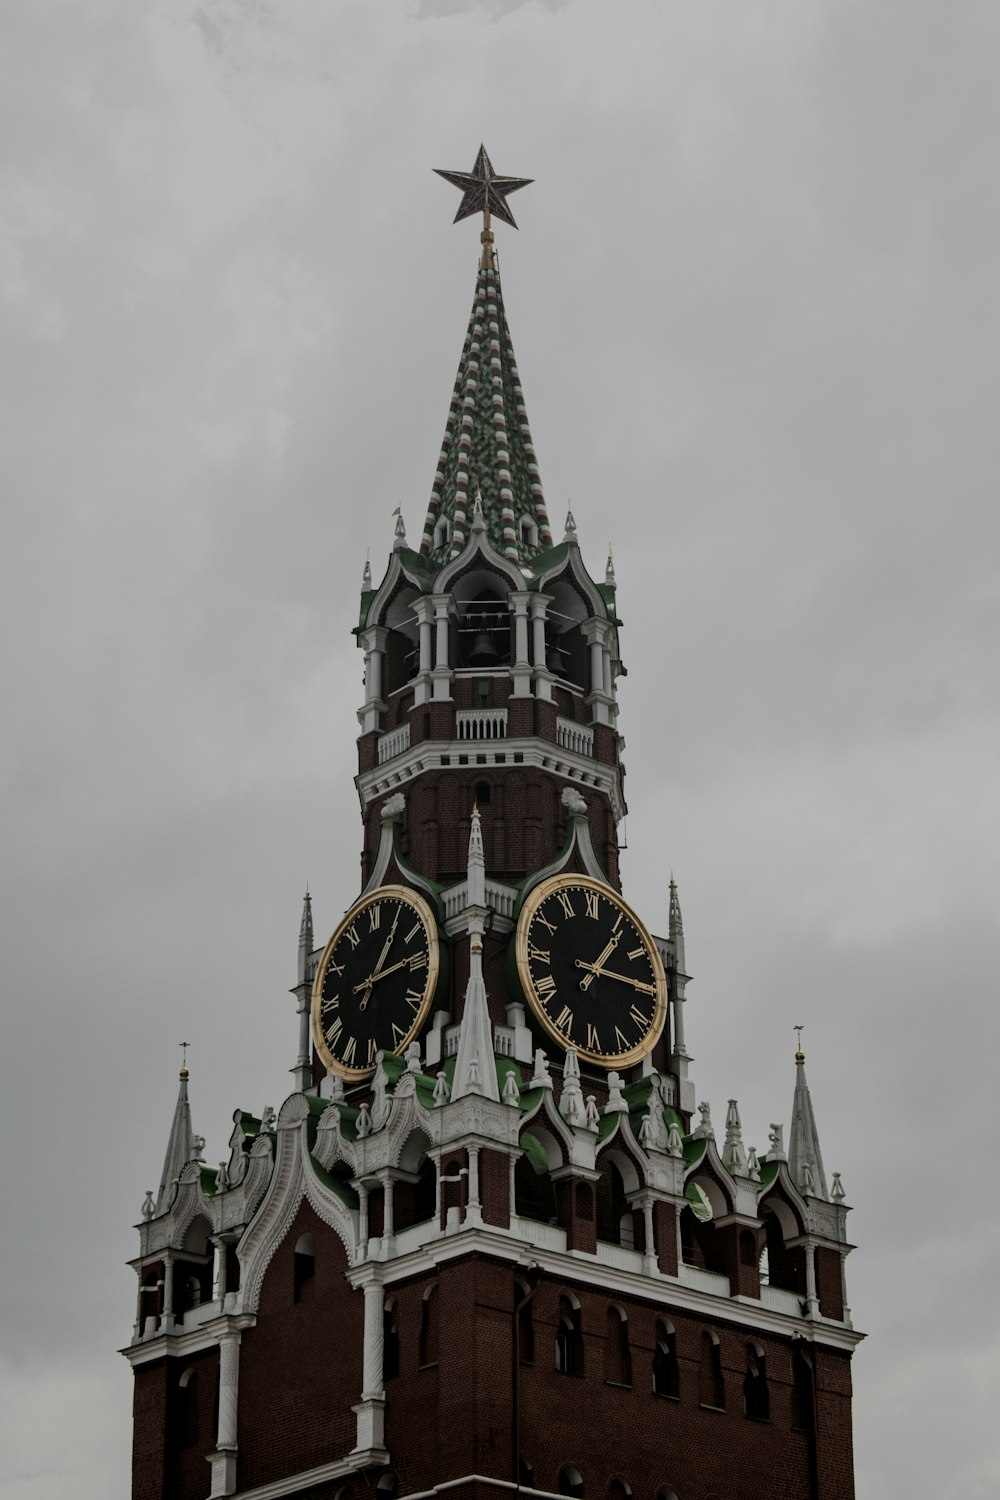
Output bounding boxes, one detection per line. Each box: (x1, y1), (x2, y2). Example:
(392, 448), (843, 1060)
(155, 1051), (196, 1214)
(787, 1033), (829, 1200)
(605, 545), (616, 589)
(668, 875), (685, 975)
(362, 556), (372, 591)
(297, 888), (313, 986)
(419, 251), (552, 566)
(451, 811), (500, 1102)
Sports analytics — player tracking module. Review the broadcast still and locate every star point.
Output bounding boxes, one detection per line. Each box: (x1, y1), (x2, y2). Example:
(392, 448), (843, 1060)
(434, 144), (533, 231)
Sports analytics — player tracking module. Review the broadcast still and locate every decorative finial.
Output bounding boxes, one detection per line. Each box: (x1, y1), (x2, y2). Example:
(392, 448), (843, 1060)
(362, 555), (372, 590)
(179, 1041), (190, 1080)
(564, 504), (577, 541)
(794, 1024), (805, 1063)
(392, 507), (406, 549)
(434, 145), (533, 268)
(605, 546), (615, 587)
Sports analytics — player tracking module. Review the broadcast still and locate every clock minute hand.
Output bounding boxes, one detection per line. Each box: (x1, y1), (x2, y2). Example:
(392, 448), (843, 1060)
(575, 962), (656, 996)
(358, 906), (403, 1009)
(352, 953), (414, 993)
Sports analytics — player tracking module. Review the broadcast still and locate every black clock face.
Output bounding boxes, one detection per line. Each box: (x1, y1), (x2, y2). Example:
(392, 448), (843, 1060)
(515, 876), (666, 1068)
(311, 885), (439, 1081)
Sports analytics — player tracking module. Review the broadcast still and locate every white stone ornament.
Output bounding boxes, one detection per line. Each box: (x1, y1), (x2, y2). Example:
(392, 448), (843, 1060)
(216, 1161), (229, 1191)
(371, 1058), (392, 1132)
(141, 1190), (154, 1221)
(605, 1071), (629, 1113)
(329, 1075), (345, 1104)
(768, 1122), (786, 1160)
(503, 1070), (521, 1107)
(406, 1041), (422, 1073)
(695, 1102), (714, 1139)
(747, 1146), (761, 1182)
(800, 1160), (815, 1196)
(467, 1056), (483, 1095)
(433, 1071), (450, 1107)
(666, 1121), (683, 1158)
(529, 1049), (553, 1090)
(831, 1171), (846, 1202)
(584, 1095), (600, 1131)
(723, 1098), (747, 1174)
(260, 1106), (276, 1133)
(356, 1102), (372, 1138)
(560, 785), (587, 815)
(382, 791), (406, 820)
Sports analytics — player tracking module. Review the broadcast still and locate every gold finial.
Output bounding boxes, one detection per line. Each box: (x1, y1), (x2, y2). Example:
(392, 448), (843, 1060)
(179, 1040), (190, 1079)
(794, 1024), (805, 1063)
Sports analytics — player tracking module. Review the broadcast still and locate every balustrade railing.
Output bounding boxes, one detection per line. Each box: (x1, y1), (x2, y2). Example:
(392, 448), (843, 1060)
(377, 722), (410, 763)
(556, 716), (594, 757)
(456, 708), (508, 740)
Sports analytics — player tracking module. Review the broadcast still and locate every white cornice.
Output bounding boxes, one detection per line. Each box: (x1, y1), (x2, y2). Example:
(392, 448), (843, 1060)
(357, 736), (625, 823)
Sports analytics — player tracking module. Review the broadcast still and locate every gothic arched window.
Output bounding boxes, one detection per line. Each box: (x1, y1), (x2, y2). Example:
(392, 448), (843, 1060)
(419, 1284), (439, 1368)
(743, 1341), (770, 1421)
(383, 1298), (400, 1381)
(177, 1366), (198, 1448)
(558, 1466), (584, 1498)
(698, 1330), (725, 1410)
(293, 1232), (316, 1305)
(555, 1295), (584, 1376)
(652, 1318), (680, 1400)
(605, 1306), (632, 1387)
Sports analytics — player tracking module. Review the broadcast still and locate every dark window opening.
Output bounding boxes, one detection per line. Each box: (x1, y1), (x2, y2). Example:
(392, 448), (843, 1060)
(555, 1297), (584, 1377)
(293, 1232), (316, 1305)
(475, 781), (491, 805)
(652, 1320), (680, 1400)
(605, 1307), (632, 1386)
(383, 1300), (400, 1381)
(699, 1330), (725, 1410)
(559, 1466), (584, 1498)
(744, 1343), (770, 1422)
(419, 1285), (439, 1368)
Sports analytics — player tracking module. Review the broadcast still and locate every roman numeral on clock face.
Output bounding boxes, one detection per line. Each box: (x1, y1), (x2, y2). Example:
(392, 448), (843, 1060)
(341, 1036), (357, 1067)
(343, 924), (360, 951)
(405, 988), (422, 1010)
(366, 1039), (377, 1067)
(409, 952), (427, 971)
(587, 1023), (601, 1050)
(535, 974), (557, 999)
(391, 1022), (408, 1049)
(554, 1005), (574, 1036)
(535, 912), (557, 936)
(584, 891), (600, 919)
(556, 891), (575, 919)
(629, 1004), (649, 1030)
(368, 905), (380, 932)
(325, 1017), (343, 1047)
(627, 945), (645, 961)
(614, 1027), (629, 1052)
(528, 945), (550, 964)
(326, 956), (344, 978)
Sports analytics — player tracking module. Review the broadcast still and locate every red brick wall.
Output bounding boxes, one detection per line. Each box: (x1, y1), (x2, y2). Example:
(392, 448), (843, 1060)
(132, 1346), (218, 1500)
(235, 1200), (363, 1492)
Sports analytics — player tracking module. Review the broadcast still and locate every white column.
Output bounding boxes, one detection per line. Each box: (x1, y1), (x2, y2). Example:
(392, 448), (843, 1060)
(362, 1280), (385, 1399)
(161, 1251), (174, 1328)
(413, 598), (435, 706)
(530, 597), (552, 701)
(358, 1185), (369, 1259)
(602, 644), (613, 697)
(358, 626), (388, 735)
(466, 1145), (482, 1227)
(510, 591), (533, 698)
(212, 1237), (227, 1303)
(582, 619), (611, 726)
(382, 1178), (395, 1250)
(431, 594), (453, 702)
(217, 1331), (241, 1449)
(803, 1243), (819, 1317)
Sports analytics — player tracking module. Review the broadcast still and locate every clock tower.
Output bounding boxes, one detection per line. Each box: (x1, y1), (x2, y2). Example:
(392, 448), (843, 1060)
(125, 150), (861, 1500)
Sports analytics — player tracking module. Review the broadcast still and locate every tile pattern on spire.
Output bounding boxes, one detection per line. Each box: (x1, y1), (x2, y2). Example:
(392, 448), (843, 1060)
(420, 256), (553, 566)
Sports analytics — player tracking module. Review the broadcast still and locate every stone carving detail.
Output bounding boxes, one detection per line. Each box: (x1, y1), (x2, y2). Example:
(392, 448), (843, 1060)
(503, 1070), (521, 1107)
(141, 1191), (154, 1221)
(694, 1101), (714, 1139)
(561, 785), (587, 815)
(584, 1095), (600, 1131)
(831, 1171), (846, 1203)
(605, 1071), (628, 1113)
(666, 1120), (683, 1158)
(371, 1058), (393, 1132)
(530, 1049), (553, 1090)
(433, 1071), (450, 1107)
(747, 1146), (761, 1182)
(768, 1123), (786, 1160)
(382, 792), (406, 820)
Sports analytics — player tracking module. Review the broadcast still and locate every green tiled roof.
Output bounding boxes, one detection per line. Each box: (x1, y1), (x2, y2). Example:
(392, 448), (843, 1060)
(419, 254), (553, 566)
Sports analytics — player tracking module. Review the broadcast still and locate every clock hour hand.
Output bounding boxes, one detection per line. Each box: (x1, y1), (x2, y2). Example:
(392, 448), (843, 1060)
(578, 928), (623, 990)
(574, 959), (655, 996)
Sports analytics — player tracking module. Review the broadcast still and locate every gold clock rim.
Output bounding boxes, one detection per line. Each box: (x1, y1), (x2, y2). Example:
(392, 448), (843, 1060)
(311, 883), (440, 1082)
(514, 873), (667, 1070)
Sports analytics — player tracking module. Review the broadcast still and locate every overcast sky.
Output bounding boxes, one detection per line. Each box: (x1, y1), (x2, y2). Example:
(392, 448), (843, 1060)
(1, 1), (997, 1496)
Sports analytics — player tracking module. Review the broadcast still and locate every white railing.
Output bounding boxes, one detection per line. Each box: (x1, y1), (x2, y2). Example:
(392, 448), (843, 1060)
(556, 716), (594, 757)
(442, 879), (518, 923)
(760, 1283), (804, 1317)
(677, 1263), (731, 1298)
(493, 1024), (514, 1057)
(595, 1241), (644, 1275)
(377, 722), (410, 763)
(456, 708), (508, 740)
(180, 1298), (222, 1330)
(509, 1215), (567, 1253)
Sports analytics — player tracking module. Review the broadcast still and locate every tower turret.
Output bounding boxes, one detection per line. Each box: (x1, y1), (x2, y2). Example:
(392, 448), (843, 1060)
(788, 1033), (830, 1200)
(155, 1051), (195, 1214)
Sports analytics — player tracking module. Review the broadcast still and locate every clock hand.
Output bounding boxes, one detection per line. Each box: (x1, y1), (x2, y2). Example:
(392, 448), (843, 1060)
(574, 960), (656, 996)
(357, 906), (403, 1010)
(578, 928), (623, 991)
(351, 953), (418, 993)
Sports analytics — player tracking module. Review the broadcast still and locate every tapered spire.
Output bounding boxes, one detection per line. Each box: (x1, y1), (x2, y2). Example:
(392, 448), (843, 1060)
(297, 888), (314, 986)
(669, 875), (686, 975)
(787, 1036), (829, 1200)
(451, 810), (499, 1102)
(155, 1053), (196, 1214)
(419, 254), (552, 566)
